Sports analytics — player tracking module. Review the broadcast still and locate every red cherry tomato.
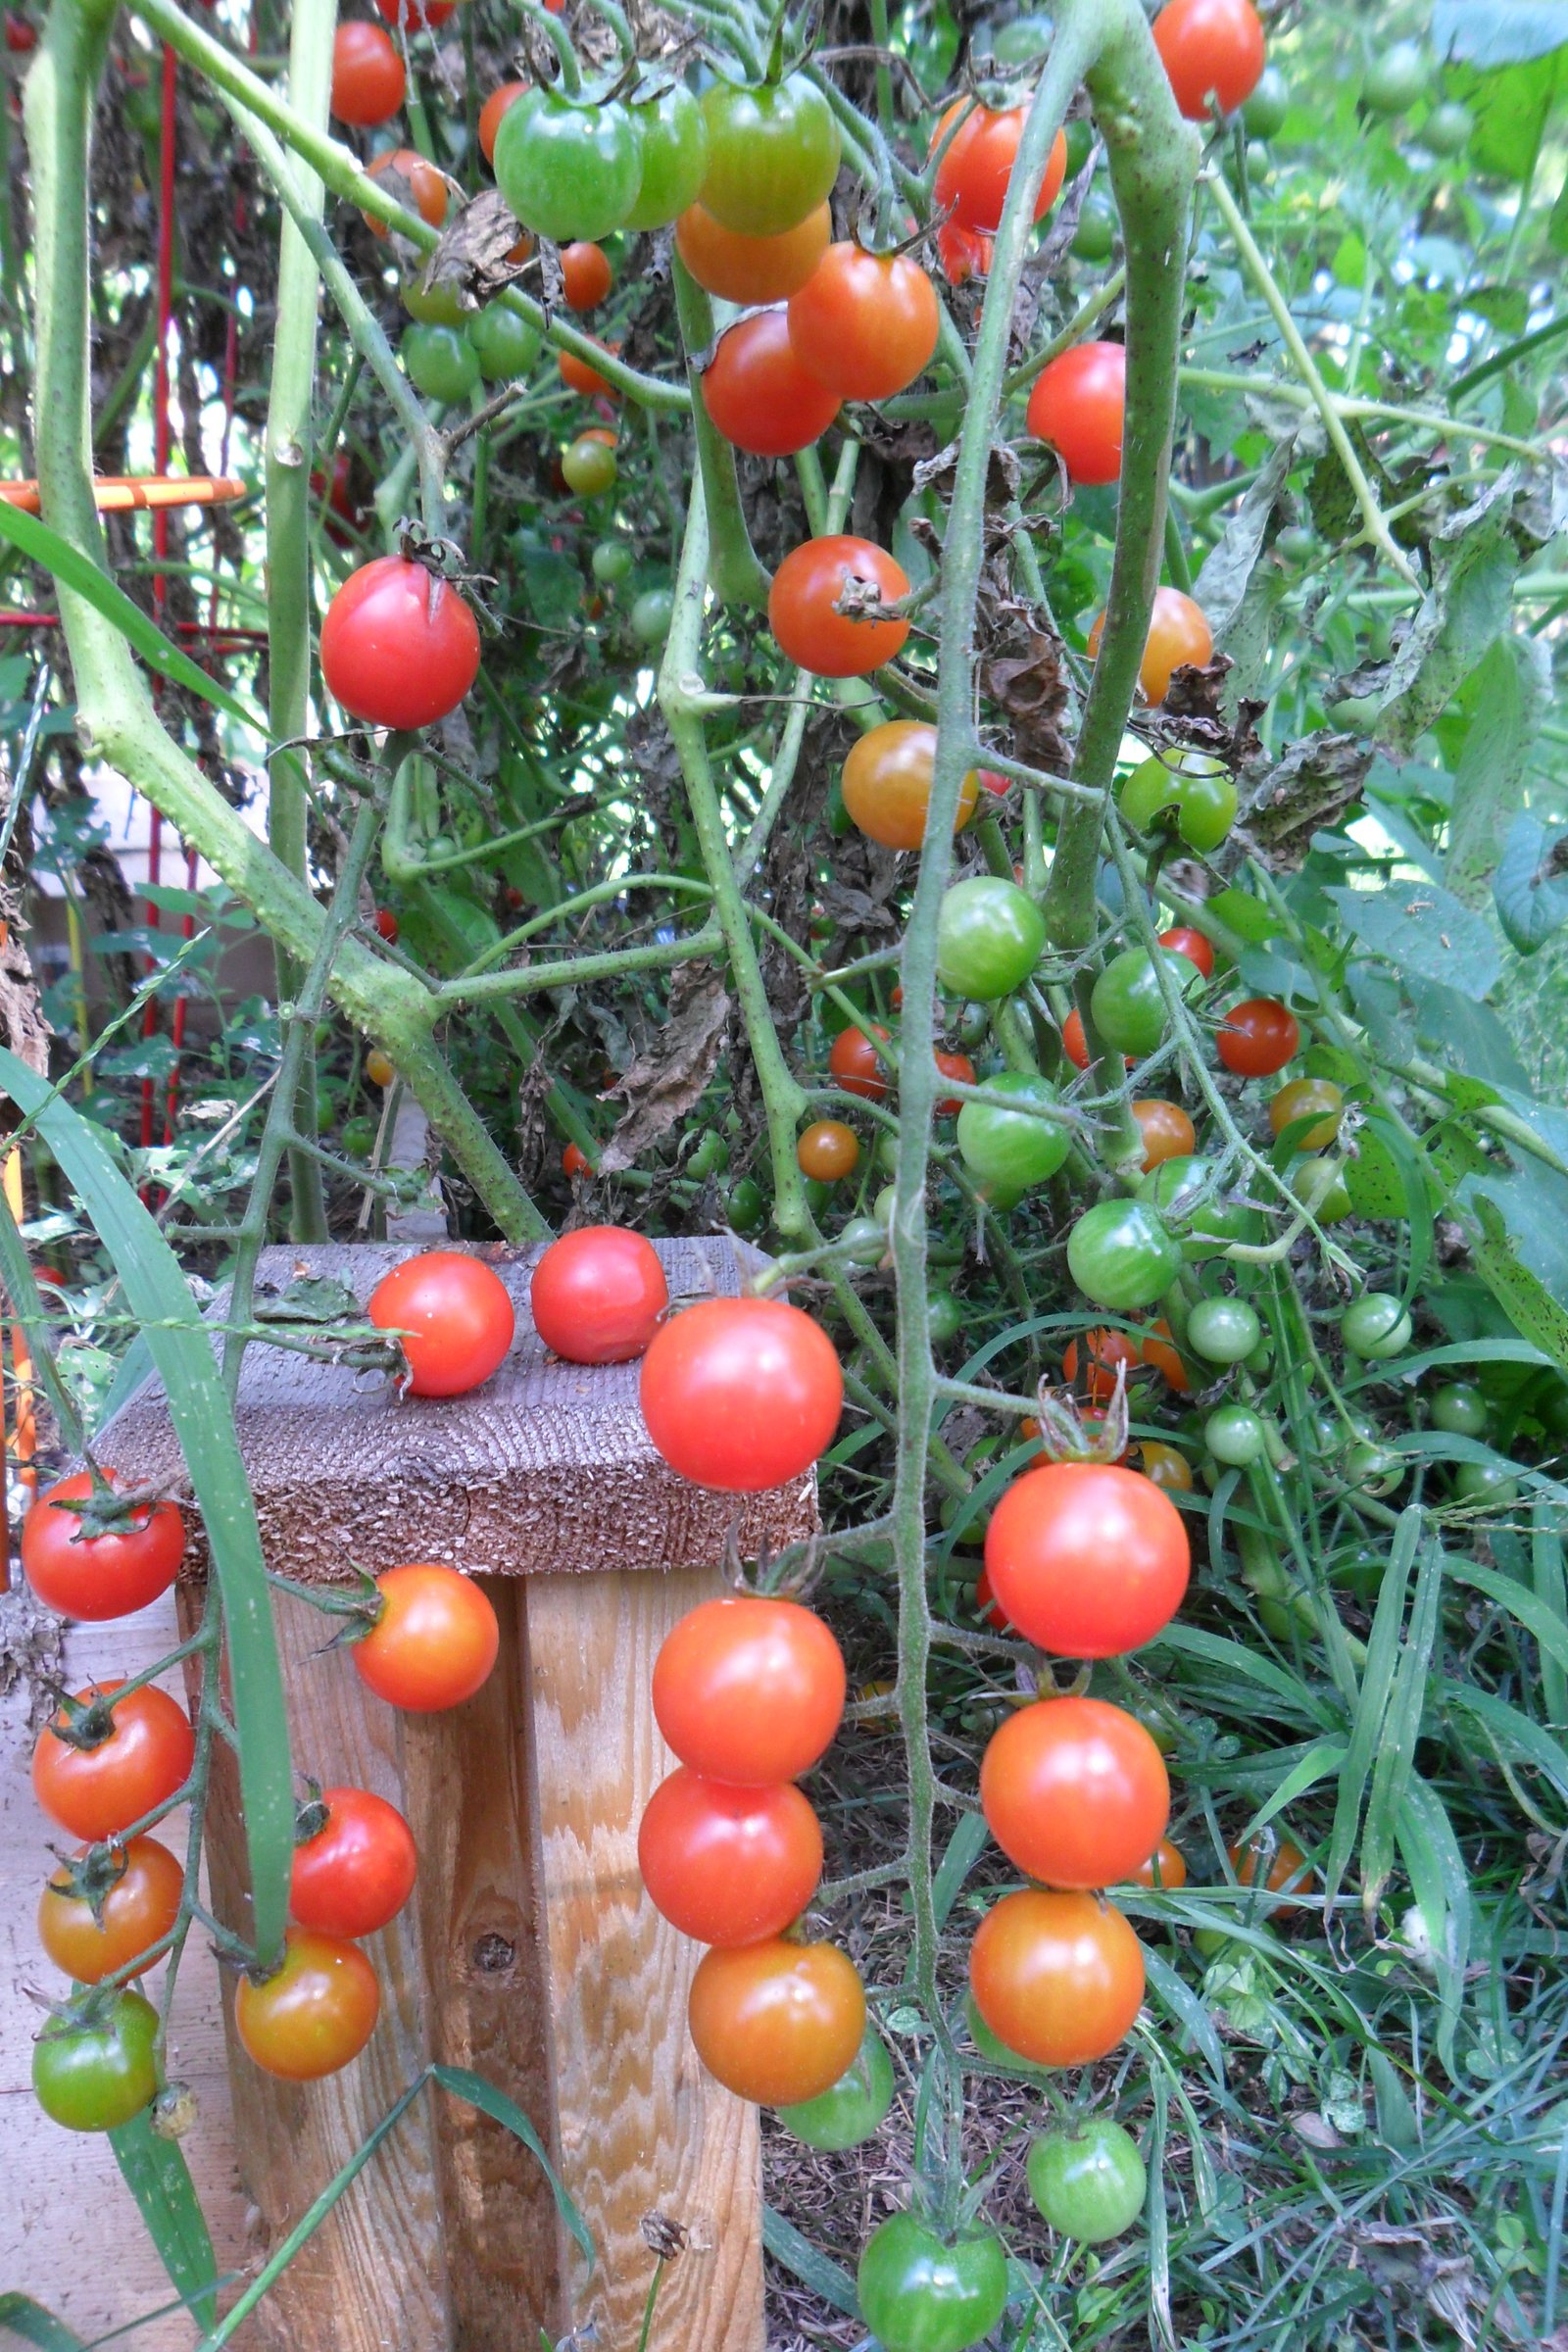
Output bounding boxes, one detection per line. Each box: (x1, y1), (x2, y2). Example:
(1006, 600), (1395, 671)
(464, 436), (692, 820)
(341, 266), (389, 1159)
(1132, 1837), (1188, 1889)
(1088, 587), (1213, 706)
(969, 1889), (1145, 2066)
(289, 1787), (418, 1938)
(829, 1020), (893, 1102)
(373, 0), (456, 31)
(768, 536), (910, 677)
(936, 218), (993, 285)
(235, 1929), (381, 2081)
(1132, 1097), (1198, 1171)
(22, 1471), (185, 1622)
(1061, 1005), (1090, 1071)
(1152, 0), (1267, 122)
(1157, 924), (1215, 978)
(980, 1696), (1170, 1889)
(701, 311), (842, 458)
(353, 1563), (500, 1711)
(688, 1936), (865, 2105)
(1140, 1316), (1190, 1394)
(362, 147), (449, 240)
(529, 1225), (668, 1364)
(652, 1593), (846, 1783)
(984, 1461), (1190, 1657)
(975, 1565), (1012, 1632)
(932, 104), (1067, 234)
(639, 1767), (823, 1944)
(563, 1141), (593, 1179)
(787, 243), (941, 403)
(372, 906), (399, 943)
(1061, 1327), (1143, 1402)
(366, 1249), (514, 1396)
(32, 1683), (195, 1841)
(1228, 1832), (1314, 1912)
(478, 78), (529, 167)
(933, 1050), (977, 1117)
(675, 201), (831, 305)
(639, 1298), (843, 1493)
(37, 1838), (183, 1983)
(1026, 341), (1125, 486)
(330, 23), (406, 126)
(561, 239), (612, 311)
(4, 11), (37, 51)
(1216, 997), (1299, 1077)
(559, 336), (620, 400)
(320, 556), (480, 732)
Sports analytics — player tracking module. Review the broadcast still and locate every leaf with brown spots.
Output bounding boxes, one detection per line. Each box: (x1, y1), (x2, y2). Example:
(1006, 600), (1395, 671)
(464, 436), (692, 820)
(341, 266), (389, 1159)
(598, 961), (730, 1174)
(1237, 732), (1375, 868)
(420, 188), (535, 310)
(982, 612), (1071, 775)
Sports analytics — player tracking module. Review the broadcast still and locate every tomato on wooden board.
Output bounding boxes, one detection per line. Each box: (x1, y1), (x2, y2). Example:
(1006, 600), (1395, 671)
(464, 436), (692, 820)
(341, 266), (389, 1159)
(857, 2213), (1008, 2352)
(829, 1021), (893, 1101)
(969, 1888), (1145, 2067)
(33, 1683), (195, 1841)
(330, 23), (405, 126)
(698, 74), (841, 237)
(776, 2028), (894, 2150)
(936, 877), (1045, 1001)
(1062, 1326), (1142, 1401)
(22, 1471), (184, 1622)
(984, 1460), (1190, 1656)
(1216, 996), (1298, 1076)
(353, 1563), (500, 1711)
(640, 1297), (843, 1494)
(235, 1929), (381, 2081)
(478, 78), (529, 167)
(980, 1694), (1170, 1888)
(797, 1119), (860, 1181)
(787, 245), (941, 403)
(638, 1767), (822, 1944)
(652, 1593), (846, 1783)
(289, 1787), (418, 1939)
(1269, 1076), (1343, 1151)
(1157, 923), (1215, 977)
(367, 1250), (514, 1396)
(1026, 340), (1125, 485)
(1132, 1097), (1198, 1170)
(320, 557), (480, 731)
(32, 1990), (160, 2132)
(1152, 0), (1267, 121)
(561, 240), (612, 311)
(932, 102), (1067, 232)
(624, 83), (710, 229)
(493, 88), (642, 243)
(841, 722), (979, 850)
(675, 201), (830, 304)
(529, 1226), (667, 1364)
(1131, 1835), (1189, 1888)
(362, 148), (449, 240)
(1027, 2119), (1147, 2242)
(1088, 586), (1212, 705)
(768, 536), (909, 675)
(687, 1936), (864, 2105)
(37, 1838), (183, 1984)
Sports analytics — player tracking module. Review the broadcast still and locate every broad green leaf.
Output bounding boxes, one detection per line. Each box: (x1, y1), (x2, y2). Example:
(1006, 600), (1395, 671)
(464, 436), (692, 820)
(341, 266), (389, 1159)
(762, 2206), (860, 2318)
(1455, 45), (1568, 178)
(1376, 511), (1516, 752)
(0, 2295), (86, 2350)
(431, 2067), (594, 2268)
(1446, 636), (1545, 897)
(1324, 1509), (1423, 1915)
(1325, 880), (1501, 995)
(1367, 2048), (1422, 2153)
(110, 2111), (219, 2331)
(1434, 1), (1568, 67)
(1494, 813), (1568, 953)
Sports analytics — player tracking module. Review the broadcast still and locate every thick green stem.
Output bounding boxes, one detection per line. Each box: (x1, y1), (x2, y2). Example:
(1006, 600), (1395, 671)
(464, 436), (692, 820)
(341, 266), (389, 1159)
(671, 255), (771, 608)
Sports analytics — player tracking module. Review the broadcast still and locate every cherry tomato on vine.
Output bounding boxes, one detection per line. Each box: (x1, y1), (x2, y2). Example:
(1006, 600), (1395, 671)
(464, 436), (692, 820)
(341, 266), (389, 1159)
(1269, 1076), (1343, 1151)
(652, 1593), (846, 1783)
(1068, 1199), (1182, 1313)
(1152, 0), (1267, 121)
(1139, 1152), (1259, 1255)
(841, 722), (979, 851)
(933, 1050), (977, 1116)
(640, 1298), (843, 1493)
(373, 0), (455, 31)
(936, 217), (994, 285)
(698, 74), (841, 237)
(493, 88), (642, 243)
(969, 1888), (1145, 2066)
(936, 876), (1045, 1001)
(1139, 1442), (1194, 1495)
(1205, 1401), (1267, 1467)
(372, 906), (399, 944)
(320, 557), (480, 731)
(1026, 340), (1125, 486)
(1157, 923), (1215, 977)
(985, 1460), (1190, 1656)
(353, 1563), (500, 1711)
(4, 9), (37, 52)
(330, 23), (405, 126)
(32, 1989), (161, 2132)
(562, 432), (618, 498)
(776, 2026), (894, 2151)
(932, 102), (1067, 233)
(768, 536), (910, 675)
(1186, 1296), (1261, 1364)
(1243, 64), (1289, 137)
(558, 336), (620, 400)
(1362, 41), (1429, 117)
(857, 2213), (1008, 2352)
(478, 78), (529, 167)
(674, 200), (830, 304)
(1140, 1313), (1190, 1391)
(1088, 586), (1213, 706)
(1090, 946), (1198, 1058)
(622, 82), (709, 229)
(235, 1929), (381, 2081)
(787, 244), (941, 403)
(1229, 1832), (1314, 1911)
(37, 1838), (183, 1984)
(529, 1226), (667, 1364)
(1341, 1292), (1412, 1360)
(1431, 1380), (1489, 1438)
(981, 1695), (1170, 1889)
(1120, 751), (1237, 853)
(401, 274), (466, 328)
(688, 1936), (864, 2106)
(797, 1119), (860, 1181)
(22, 1471), (184, 1622)
(829, 1020), (892, 1101)
(638, 1767), (822, 1944)
(956, 1072), (1069, 1195)
(467, 302), (542, 381)
(1062, 1327), (1142, 1401)
(1216, 997), (1298, 1077)
(362, 148), (449, 240)
(367, 1249), (514, 1396)
(702, 310), (842, 457)
(1027, 2119), (1147, 2243)
(366, 1047), (396, 1088)
(563, 1141), (594, 1180)
(403, 320), (480, 405)
(561, 240), (612, 312)
(1132, 1834), (1189, 1888)
(1132, 1097), (1197, 1171)
(289, 1787), (417, 1939)
(33, 1683), (195, 1841)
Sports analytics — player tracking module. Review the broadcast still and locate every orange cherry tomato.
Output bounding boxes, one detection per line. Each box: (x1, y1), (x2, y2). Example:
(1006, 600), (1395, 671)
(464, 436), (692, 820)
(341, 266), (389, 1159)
(1216, 997), (1298, 1077)
(702, 311), (842, 458)
(1062, 1327), (1143, 1402)
(1228, 1832), (1314, 1912)
(829, 1021), (893, 1102)
(561, 240), (612, 311)
(559, 336), (620, 400)
(674, 200), (831, 305)
(768, 536), (910, 677)
(980, 1695), (1170, 1889)
(32, 1683), (195, 1841)
(1087, 587), (1213, 706)
(563, 1140), (594, 1178)
(478, 78), (529, 167)
(234, 1929), (381, 2081)
(1060, 1004), (1132, 1072)
(984, 1461), (1190, 1657)
(363, 148), (449, 241)
(1132, 1098), (1198, 1172)
(652, 1593), (846, 1784)
(1025, 340), (1126, 487)
(37, 1838), (183, 1983)
(936, 218), (993, 285)
(797, 1119), (860, 1181)
(1140, 1316), (1190, 1393)
(289, 1787), (418, 1939)
(841, 722), (979, 851)
(1157, 924), (1215, 978)
(1132, 1837), (1188, 1890)
(638, 1767), (823, 1945)
(931, 104), (1067, 234)
(787, 243), (941, 403)
(353, 1563), (500, 1712)
(687, 1936), (865, 2105)
(330, 23), (406, 127)
(1153, 0), (1267, 122)
(969, 1888), (1144, 2066)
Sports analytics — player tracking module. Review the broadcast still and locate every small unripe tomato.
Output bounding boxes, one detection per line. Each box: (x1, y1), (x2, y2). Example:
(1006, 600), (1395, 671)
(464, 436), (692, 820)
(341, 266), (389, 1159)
(1269, 1077), (1343, 1152)
(1186, 1297), (1261, 1365)
(1204, 1403), (1267, 1467)
(1341, 1293), (1411, 1360)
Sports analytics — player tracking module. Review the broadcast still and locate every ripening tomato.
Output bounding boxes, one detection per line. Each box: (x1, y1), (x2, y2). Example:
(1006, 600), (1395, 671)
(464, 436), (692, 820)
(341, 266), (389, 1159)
(797, 1120), (860, 1181)
(969, 1888), (1145, 2067)
(32, 1990), (161, 2132)
(1152, 0), (1267, 122)
(984, 1461), (1190, 1656)
(1062, 1327), (1142, 1402)
(1139, 1314), (1190, 1393)
(1216, 997), (1298, 1077)
(933, 1049), (977, 1116)
(1087, 587), (1213, 705)
(1157, 924), (1215, 978)
(373, 906), (399, 944)
(363, 148), (449, 240)
(932, 103), (1067, 233)
(698, 74), (842, 238)
(330, 23), (406, 126)
(353, 1563), (500, 1711)
(1061, 1005), (1091, 1070)
(561, 240), (612, 311)
(493, 88), (642, 243)
(1229, 1832), (1313, 1910)
(37, 1838), (183, 1984)
(1269, 1077), (1343, 1151)
(22, 1471), (185, 1622)
(777, 2026), (895, 2151)
(701, 311), (842, 458)
(640, 1298), (843, 1493)
(33, 1684), (195, 1841)
(937, 217), (994, 284)
(1026, 2119), (1147, 2244)
(1132, 1837), (1188, 1889)
(688, 1936), (864, 2105)
(981, 1696), (1170, 1889)
(652, 1593), (846, 1783)
(1139, 1442), (1194, 1495)
(769, 536), (909, 676)
(674, 200), (831, 304)
(366, 1047), (396, 1089)
(841, 722), (979, 850)
(374, 0), (455, 30)
(787, 244), (941, 403)
(367, 1249), (514, 1396)
(289, 1788), (418, 1939)
(638, 1768), (822, 1944)
(320, 557), (480, 731)
(478, 79), (529, 167)
(235, 1929), (381, 2081)
(1025, 340), (1125, 486)
(829, 1021), (892, 1102)
(529, 1226), (667, 1364)
(1132, 1097), (1198, 1171)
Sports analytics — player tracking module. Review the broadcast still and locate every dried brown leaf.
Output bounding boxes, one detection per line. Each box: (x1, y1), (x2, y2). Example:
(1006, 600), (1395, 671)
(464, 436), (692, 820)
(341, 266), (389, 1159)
(982, 613), (1072, 775)
(598, 961), (730, 1174)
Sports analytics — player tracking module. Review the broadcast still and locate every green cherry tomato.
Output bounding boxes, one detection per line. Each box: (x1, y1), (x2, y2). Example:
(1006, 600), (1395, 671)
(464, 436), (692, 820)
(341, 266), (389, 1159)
(1430, 1381), (1489, 1440)
(1243, 66), (1289, 138)
(1275, 523), (1317, 566)
(1118, 752), (1236, 854)
(1422, 100), (1473, 156)
(1138, 1154), (1260, 1259)
(1205, 1402), (1267, 1468)
(624, 82), (709, 229)
(935, 877), (1046, 1002)
(776, 2027), (894, 2150)
(956, 1071), (1069, 1194)
(402, 321), (481, 404)
(1454, 1460), (1521, 1507)
(1330, 1543), (1386, 1600)
(562, 434), (618, 498)
(466, 302), (543, 382)
(685, 1128), (729, 1180)
(928, 1290), (964, 1347)
(1186, 1297), (1262, 1364)
(1363, 40), (1428, 117)
(33, 1990), (160, 2132)
(1072, 193), (1117, 261)
(591, 538), (636, 587)
(402, 275), (467, 327)
(1343, 1417), (1402, 1496)
(698, 74), (841, 238)
(993, 14), (1053, 68)
(1026, 2119), (1147, 2243)
(1341, 1293), (1411, 1360)
(839, 1215), (889, 1266)
(1293, 1156), (1350, 1222)
(631, 587), (675, 646)
(1067, 1198), (1182, 1312)
(1090, 947), (1197, 1059)
(726, 1175), (766, 1234)
(857, 2212), (1009, 2352)
(494, 88), (644, 243)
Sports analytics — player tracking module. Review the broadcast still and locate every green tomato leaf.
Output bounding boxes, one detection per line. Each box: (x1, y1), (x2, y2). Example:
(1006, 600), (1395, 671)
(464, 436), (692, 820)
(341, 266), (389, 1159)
(1434, 2), (1568, 67)
(1494, 813), (1568, 952)
(1374, 510), (1518, 754)
(1324, 881), (1501, 994)
(1445, 635), (1547, 897)
(1453, 46), (1568, 179)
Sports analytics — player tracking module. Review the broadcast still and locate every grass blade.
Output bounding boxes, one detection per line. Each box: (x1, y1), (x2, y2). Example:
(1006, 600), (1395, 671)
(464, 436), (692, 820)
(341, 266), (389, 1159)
(1141, 1946), (1227, 2082)
(931, 1810), (990, 1931)
(1533, 1510), (1568, 1726)
(109, 2111), (219, 2331)
(1395, 1775), (1473, 2081)
(1324, 1505), (1423, 1915)
(430, 2066), (595, 2268)
(0, 2296), (85, 2350)
(1447, 1554), (1568, 1680)
(1146, 1622), (1338, 1726)
(762, 2205), (860, 2319)
(1361, 1536), (1444, 1918)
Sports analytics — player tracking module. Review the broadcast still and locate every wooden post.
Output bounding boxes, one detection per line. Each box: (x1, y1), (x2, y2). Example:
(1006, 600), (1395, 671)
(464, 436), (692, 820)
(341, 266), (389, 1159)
(108, 1239), (810, 2352)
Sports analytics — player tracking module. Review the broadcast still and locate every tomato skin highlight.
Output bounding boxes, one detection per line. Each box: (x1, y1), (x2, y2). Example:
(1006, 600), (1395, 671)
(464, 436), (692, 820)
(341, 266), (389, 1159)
(984, 1461), (1190, 1657)
(687, 1936), (865, 2106)
(652, 1593), (846, 1784)
(640, 1297), (843, 1494)
(235, 1929), (381, 2081)
(22, 1471), (185, 1622)
(32, 1989), (161, 2132)
(933, 105), (1067, 233)
(969, 1887), (1145, 2067)
(841, 722), (978, 851)
(367, 1249), (514, 1396)
(768, 536), (910, 677)
(320, 557), (480, 732)
(638, 1767), (822, 1944)
(1153, 0), (1268, 121)
(1026, 340), (1126, 485)
(980, 1695), (1170, 1889)
(37, 1838), (183, 1984)
(787, 244), (941, 403)
(330, 23), (406, 126)
(857, 2212), (1009, 2352)
(33, 1683), (195, 1841)
(1217, 996), (1299, 1077)
(529, 1226), (668, 1364)
(354, 1563), (501, 1712)
(289, 1788), (418, 1939)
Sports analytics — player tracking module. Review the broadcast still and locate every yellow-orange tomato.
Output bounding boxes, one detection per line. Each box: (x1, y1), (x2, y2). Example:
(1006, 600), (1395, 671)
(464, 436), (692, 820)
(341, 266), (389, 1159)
(1268, 1078), (1343, 1152)
(1228, 1832), (1314, 1912)
(559, 337), (620, 401)
(841, 722), (980, 852)
(561, 240), (612, 311)
(363, 148), (449, 241)
(1131, 1837), (1188, 1890)
(969, 1888), (1144, 2067)
(687, 1936), (865, 2105)
(366, 1047), (395, 1088)
(1139, 1440), (1194, 1494)
(797, 1119), (860, 1181)
(1088, 587), (1213, 706)
(1132, 1097), (1197, 1172)
(1062, 1327), (1142, 1402)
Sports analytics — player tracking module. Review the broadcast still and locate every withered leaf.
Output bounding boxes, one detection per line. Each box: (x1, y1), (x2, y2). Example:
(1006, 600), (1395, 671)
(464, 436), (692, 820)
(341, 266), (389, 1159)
(1237, 731), (1375, 868)
(982, 614), (1072, 775)
(598, 961), (729, 1174)
(0, 893), (50, 1076)
(420, 188), (533, 309)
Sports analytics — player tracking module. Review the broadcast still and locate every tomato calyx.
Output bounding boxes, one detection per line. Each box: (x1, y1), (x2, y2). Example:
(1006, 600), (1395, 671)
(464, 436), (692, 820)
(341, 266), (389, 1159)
(43, 1683), (131, 1755)
(47, 1462), (172, 1544)
(45, 1837), (131, 1925)
(1028, 1364), (1132, 1465)
(292, 1780), (332, 1847)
